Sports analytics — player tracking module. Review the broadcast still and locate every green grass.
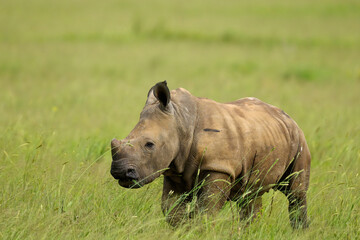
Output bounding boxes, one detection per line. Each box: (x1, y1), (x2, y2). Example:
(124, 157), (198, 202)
(0, 0), (359, 239)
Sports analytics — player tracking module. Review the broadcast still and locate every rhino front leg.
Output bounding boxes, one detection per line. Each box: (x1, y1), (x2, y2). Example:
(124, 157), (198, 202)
(238, 197), (263, 222)
(161, 176), (189, 227)
(162, 172), (231, 226)
(197, 171), (231, 216)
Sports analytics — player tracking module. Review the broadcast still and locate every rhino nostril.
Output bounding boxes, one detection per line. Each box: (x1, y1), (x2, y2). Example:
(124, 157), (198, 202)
(126, 168), (139, 181)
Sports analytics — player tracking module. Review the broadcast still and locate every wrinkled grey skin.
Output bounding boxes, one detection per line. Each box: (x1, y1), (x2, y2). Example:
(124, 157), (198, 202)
(111, 81), (311, 229)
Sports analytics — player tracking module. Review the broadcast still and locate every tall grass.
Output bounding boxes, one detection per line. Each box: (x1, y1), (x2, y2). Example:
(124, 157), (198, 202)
(1, 0), (359, 239)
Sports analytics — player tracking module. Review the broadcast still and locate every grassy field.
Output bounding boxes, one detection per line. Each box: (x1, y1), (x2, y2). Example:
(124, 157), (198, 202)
(1, 0), (359, 239)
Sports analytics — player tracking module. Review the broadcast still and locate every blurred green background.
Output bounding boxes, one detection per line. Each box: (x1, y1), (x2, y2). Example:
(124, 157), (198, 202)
(0, 0), (359, 239)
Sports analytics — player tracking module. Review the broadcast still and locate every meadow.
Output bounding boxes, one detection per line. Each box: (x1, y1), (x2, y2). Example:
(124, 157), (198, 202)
(0, 0), (359, 239)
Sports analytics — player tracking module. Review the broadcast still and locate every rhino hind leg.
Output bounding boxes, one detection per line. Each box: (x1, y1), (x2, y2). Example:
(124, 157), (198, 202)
(279, 147), (311, 229)
(287, 191), (309, 229)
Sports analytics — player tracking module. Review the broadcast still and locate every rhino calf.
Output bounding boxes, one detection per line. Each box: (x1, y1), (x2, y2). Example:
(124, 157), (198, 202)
(110, 81), (311, 229)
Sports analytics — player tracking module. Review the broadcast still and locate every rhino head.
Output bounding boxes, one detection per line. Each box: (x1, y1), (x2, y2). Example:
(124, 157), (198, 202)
(110, 81), (183, 188)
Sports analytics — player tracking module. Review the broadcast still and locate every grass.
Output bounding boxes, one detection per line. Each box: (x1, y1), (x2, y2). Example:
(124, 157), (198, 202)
(0, 0), (359, 239)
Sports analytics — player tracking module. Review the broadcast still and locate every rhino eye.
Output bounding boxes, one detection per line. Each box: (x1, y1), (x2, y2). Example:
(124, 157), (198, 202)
(145, 142), (155, 149)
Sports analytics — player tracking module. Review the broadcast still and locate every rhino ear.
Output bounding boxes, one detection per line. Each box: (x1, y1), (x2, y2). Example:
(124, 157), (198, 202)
(153, 81), (170, 108)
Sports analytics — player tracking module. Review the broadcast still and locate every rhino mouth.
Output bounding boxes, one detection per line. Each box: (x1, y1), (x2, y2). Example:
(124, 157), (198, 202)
(118, 179), (144, 189)
(111, 160), (145, 188)
(118, 172), (160, 188)
(111, 160), (163, 189)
